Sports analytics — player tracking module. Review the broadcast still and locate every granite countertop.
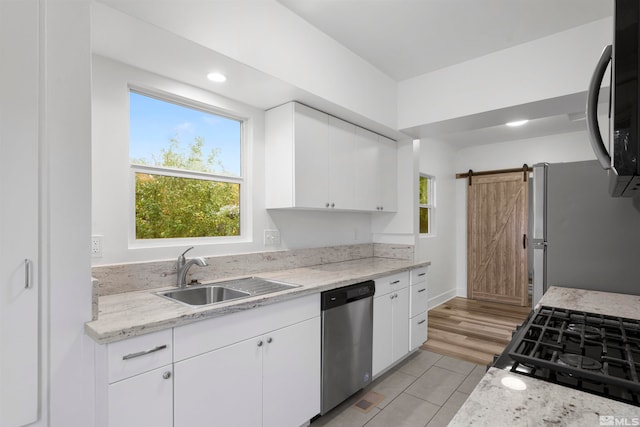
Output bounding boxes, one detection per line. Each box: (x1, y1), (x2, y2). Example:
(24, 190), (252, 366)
(85, 257), (430, 344)
(449, 286), (640, 426)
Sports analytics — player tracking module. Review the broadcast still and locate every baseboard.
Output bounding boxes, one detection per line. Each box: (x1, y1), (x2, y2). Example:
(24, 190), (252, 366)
(427, 288), (457, 310)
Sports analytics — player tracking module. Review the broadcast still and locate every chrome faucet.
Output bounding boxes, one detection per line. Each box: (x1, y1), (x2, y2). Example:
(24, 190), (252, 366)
(176, 247), (208, 288)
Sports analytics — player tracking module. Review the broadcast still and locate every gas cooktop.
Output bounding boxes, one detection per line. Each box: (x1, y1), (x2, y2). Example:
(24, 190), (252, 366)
(494, 306), (640, 406)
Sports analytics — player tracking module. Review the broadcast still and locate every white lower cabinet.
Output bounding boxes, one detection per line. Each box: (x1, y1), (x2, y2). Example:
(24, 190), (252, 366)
(173, 294), (321, 427)
(174, 317), (320, 427)
(95, 329), (174, 427)
(372, 273), (409, 377)
(95, 294), (320, 427)
(409, 267), (429, 351)
(174, 335), (263, 427)
(108, 366), (173, 427)
(262, 317), (321, 427)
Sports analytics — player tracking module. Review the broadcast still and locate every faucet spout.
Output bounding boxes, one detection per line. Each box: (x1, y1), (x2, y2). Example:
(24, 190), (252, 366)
(176, 247), (208, 288)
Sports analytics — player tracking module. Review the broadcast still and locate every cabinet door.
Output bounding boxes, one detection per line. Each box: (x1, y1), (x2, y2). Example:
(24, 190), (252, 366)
(410, 283), (429, 318)
(410, 312), (428, 351)
(354, 127), (379, 211)
(108, 366), (173, 427)
(294, 104), (329, 209)
(328, 117), (355, 209)
(377, 136), (397, 212)
(174, 337), (263, 427)
(372, 295), (393, 377)
(0, 2), (40, 426)
(263, 317), (321, 427)
(392, 287), (410, 364)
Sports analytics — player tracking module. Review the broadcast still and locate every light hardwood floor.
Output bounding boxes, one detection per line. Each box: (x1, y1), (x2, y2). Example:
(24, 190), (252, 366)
(421, 297), (531, 366)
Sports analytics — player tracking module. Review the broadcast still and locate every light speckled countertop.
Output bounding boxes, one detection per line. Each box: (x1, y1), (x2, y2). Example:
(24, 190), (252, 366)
(85, 257), (430, 344)
(449, 286), (640, 426)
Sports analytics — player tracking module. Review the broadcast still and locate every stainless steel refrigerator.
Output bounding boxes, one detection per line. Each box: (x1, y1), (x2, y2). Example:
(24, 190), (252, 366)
(531, 160), (640, 306)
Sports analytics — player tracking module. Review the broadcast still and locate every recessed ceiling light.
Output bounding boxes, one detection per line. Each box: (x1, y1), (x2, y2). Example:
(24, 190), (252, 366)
(506, 120), (529, 127)
(207, 72), (227, 83)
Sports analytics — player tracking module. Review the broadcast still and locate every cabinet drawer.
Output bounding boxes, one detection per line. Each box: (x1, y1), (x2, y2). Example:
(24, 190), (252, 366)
(410, 283), (428, 317)
(107, 329), (173, 383)
(410, 311), (428, 351)
(174, 293), (320, 362)
(411, 267), (428, 285)
(374, 271), (409, 296)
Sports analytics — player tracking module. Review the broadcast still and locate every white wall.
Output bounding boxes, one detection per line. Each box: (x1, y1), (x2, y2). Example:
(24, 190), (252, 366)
(92, 56), (373, 265)
(95, 0), (397, 130)
(453, 130), (597, 297)
(417, 138), (458, 308)
(398, 18), (612, 131)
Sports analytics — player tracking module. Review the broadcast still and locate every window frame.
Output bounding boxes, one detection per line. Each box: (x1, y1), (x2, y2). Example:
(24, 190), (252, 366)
(419, 174), (436, 236)
(127, 87), (246, 246)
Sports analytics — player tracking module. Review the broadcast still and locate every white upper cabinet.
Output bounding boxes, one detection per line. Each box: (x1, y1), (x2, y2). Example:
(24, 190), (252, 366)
(353, 129), (397, 212)
(265, 102), (396, 212)
(377, 135), (398, 212)
(266, 102), (329, 209)
(354, 127), (380, 211)
(328, 116), (356, 209)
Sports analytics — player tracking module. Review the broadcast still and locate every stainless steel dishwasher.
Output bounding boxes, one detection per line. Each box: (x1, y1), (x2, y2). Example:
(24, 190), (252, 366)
(320, 280), (375, 415)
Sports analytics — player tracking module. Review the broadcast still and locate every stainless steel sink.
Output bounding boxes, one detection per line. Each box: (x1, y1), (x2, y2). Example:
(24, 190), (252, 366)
(158, 286), (250, 306)
(156, 276), (299, 307)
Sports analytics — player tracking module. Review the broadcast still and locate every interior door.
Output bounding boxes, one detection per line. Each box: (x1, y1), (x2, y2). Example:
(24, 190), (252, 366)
(467, 172), (529, 306)
(1, 1), (40, 426)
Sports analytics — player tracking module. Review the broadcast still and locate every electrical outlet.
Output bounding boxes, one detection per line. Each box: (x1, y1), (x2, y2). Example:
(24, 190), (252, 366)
(91, 235), (103, 257)
(264, 229), (281, 246)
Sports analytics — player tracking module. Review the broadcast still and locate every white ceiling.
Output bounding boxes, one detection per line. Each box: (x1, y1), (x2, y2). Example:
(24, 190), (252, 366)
(276, 0), (613, 146)
(94, 0), (614, 147)
(277, 0), (613, 81)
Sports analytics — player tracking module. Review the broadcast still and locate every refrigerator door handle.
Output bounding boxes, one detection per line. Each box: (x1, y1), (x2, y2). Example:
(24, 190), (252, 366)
(586, 44), (612, 170)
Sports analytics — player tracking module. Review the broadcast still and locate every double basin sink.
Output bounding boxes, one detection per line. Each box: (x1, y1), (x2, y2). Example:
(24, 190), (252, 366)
(156, 276), (299, 307)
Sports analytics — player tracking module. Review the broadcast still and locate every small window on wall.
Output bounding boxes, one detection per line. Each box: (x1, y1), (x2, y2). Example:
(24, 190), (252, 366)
(419, 175), (435, 235)
(129, 90), (243, 240)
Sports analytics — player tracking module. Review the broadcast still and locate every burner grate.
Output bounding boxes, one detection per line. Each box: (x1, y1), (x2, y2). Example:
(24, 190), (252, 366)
(508, 306), (640, 404)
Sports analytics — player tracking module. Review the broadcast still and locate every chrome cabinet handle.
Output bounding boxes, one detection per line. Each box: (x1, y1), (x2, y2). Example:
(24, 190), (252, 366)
(24, 259), (31, 289)
(417, 288), (426, 293)
(162, 371), (171, 379)
(418, 272), (426, 277)
(325, 203), (330, 208)
(122, 344), (167, 360)
(418, 319), (426, 325)
(390, 280), (400, 285)
(267, 337), (273, 343)
(257, 340), (263, 347)
(331, 203), (335, 208)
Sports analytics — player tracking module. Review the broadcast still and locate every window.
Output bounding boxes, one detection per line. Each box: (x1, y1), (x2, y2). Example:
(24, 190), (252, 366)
(129, 90), (243, 240)
(419, 175), (435, 235)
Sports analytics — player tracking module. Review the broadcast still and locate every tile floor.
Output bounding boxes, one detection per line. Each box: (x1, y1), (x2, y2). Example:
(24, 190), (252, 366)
(311, 350), (486, 427)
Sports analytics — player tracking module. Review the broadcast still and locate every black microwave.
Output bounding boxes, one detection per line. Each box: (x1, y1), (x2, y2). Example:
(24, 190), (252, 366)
(587, 0), (640, 197)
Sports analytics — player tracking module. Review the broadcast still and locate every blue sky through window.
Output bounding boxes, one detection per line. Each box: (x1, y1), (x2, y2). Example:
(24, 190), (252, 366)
(129, 91), (241, 176)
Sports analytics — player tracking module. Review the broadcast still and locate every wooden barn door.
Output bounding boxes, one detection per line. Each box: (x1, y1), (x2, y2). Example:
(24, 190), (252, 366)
(467, 171), (528, 306)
